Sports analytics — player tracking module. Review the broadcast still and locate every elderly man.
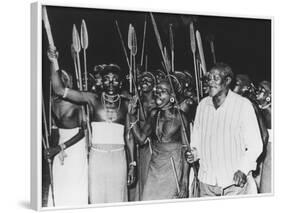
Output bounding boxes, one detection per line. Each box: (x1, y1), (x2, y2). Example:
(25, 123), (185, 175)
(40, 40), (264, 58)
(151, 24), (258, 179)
(186, 63), (263, 197)
(48, 49), (136, 204)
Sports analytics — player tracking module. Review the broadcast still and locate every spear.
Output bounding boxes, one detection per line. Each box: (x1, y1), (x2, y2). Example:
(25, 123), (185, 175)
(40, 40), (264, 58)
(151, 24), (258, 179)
(150, 13), (191, 151)
(42, 6), (59, 71)
(128, 24), (146, 119)
(196, 30), (207, 76)
(42, 94), (55, 207)
(190, 22), (199, 104)
(72, 25), (82, 90)
(169, 24), (175, 73)
(115, 20), (131, 69)
(145, 54), (148, 71)
(71, 44), (80, 89)
(128, 24), (134, 94)
(140, 15), (147, 67)
(80, 20), (92, 146)
(81, 19), (89, 91)
(207, 34), (216, 64)
(72, 24), (91, 151)
(132, 26), (137, 86)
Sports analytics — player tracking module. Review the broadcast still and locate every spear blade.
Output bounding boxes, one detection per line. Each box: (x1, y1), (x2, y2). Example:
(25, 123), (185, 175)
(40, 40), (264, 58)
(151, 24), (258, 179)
(72, 24), (81, 53)
(190, 22), (196, 54)
(131, 26), (137, 56)
(128, 24), (133, 50)
(81, 19), (89, 50)
(196, 30), (207, 75)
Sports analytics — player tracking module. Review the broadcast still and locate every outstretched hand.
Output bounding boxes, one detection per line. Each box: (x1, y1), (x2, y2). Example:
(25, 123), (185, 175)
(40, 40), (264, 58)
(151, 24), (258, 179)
(233, 170), (247, 187)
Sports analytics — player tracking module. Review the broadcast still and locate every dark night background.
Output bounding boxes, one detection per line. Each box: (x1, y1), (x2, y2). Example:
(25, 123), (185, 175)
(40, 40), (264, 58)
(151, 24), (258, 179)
(42, 5), (271, 87)
(41, 6), (271, 206)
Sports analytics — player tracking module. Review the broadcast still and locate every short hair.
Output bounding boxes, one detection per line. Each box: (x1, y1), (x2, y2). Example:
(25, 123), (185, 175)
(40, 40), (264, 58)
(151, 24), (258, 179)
(99, 64), (124, 79)
(236, 74), (252, 86)
(259, 80), (271, 93)
(210, 63), (234, 80)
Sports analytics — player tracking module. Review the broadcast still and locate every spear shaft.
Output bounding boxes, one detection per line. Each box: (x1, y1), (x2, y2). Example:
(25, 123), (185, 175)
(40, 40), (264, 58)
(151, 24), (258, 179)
(169, 24), (175, 73)
(190, 22), (200, 104)
(196, 30), (207, 75)
(140, 16), (147, 66)
(42, 6), (59, 71)
(115, 20), (131, 69)
(42, 94), (55, 207)
(150, 13), (191, 151)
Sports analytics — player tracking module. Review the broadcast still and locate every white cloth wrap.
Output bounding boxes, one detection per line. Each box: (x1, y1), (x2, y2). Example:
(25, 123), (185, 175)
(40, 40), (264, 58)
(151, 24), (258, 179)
(48, 128), (88, 207)
(89, 122), (127, 204)
(91, 122), (125, 145)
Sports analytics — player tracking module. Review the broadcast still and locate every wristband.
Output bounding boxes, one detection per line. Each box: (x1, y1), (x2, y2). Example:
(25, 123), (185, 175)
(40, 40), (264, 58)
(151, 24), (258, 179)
(129, 161), (137, 167)
(62, 88), (69, 98)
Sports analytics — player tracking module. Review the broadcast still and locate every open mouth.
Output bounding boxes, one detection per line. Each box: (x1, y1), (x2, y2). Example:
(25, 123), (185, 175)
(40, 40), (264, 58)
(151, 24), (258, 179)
(155, 97), (163, 105)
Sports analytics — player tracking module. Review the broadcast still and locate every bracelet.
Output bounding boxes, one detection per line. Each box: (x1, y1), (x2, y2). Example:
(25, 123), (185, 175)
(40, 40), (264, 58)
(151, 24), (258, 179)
(62, 88), (69, 98)
(59, 143), (66, 151)
(129, 161), (137, 167)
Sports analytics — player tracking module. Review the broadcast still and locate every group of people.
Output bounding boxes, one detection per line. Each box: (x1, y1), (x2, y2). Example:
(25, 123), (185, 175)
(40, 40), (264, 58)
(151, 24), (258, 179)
(43, 46), (271, 207)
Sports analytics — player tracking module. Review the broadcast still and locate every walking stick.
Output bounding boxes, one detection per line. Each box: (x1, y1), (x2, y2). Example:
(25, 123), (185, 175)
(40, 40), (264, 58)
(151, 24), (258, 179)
(42, 94), (55, 207)
(189, 22), (200, 104)
(170, 157), (180, 194)
(196, 30), (207, 76)
(72, 24), (91, 151)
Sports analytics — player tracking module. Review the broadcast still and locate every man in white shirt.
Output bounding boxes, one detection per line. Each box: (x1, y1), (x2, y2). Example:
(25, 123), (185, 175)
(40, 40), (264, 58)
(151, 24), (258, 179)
(186, 63), (263, 196)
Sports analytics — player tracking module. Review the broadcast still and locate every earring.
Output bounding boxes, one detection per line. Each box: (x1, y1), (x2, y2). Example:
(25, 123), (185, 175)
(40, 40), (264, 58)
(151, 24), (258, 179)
(170, 97), (175, 103)
(266, 96), (271, 102)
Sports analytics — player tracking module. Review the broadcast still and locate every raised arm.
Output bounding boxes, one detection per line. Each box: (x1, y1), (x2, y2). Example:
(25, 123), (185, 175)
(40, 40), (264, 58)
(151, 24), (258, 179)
(48, 49), (93, 104)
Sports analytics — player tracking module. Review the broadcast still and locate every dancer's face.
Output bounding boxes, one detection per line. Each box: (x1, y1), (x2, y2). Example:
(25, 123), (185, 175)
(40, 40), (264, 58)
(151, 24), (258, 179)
(256, 85), (268, 103)
(155, 81), (172, 108)
(139, 75), (154, 92)
(102, 72), (121, 95)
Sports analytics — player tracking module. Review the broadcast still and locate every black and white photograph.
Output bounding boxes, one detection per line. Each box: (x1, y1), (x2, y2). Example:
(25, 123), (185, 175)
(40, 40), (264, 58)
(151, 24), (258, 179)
(38, 3), (271, 209)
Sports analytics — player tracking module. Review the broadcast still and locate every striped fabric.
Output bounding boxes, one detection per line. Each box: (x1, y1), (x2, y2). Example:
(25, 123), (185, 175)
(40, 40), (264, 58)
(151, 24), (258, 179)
(191, 90), (263, 188)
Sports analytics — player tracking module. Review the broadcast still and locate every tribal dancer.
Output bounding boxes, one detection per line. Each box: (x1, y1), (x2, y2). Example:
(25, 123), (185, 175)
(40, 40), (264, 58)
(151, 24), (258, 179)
(48, 49), (136, 204)
(233, 74), (269, 191)
(129, 76), (190, 200)
(44, 69), (88, 207)
(132, 71), (157, 200)
(256, 81), (272, 193)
